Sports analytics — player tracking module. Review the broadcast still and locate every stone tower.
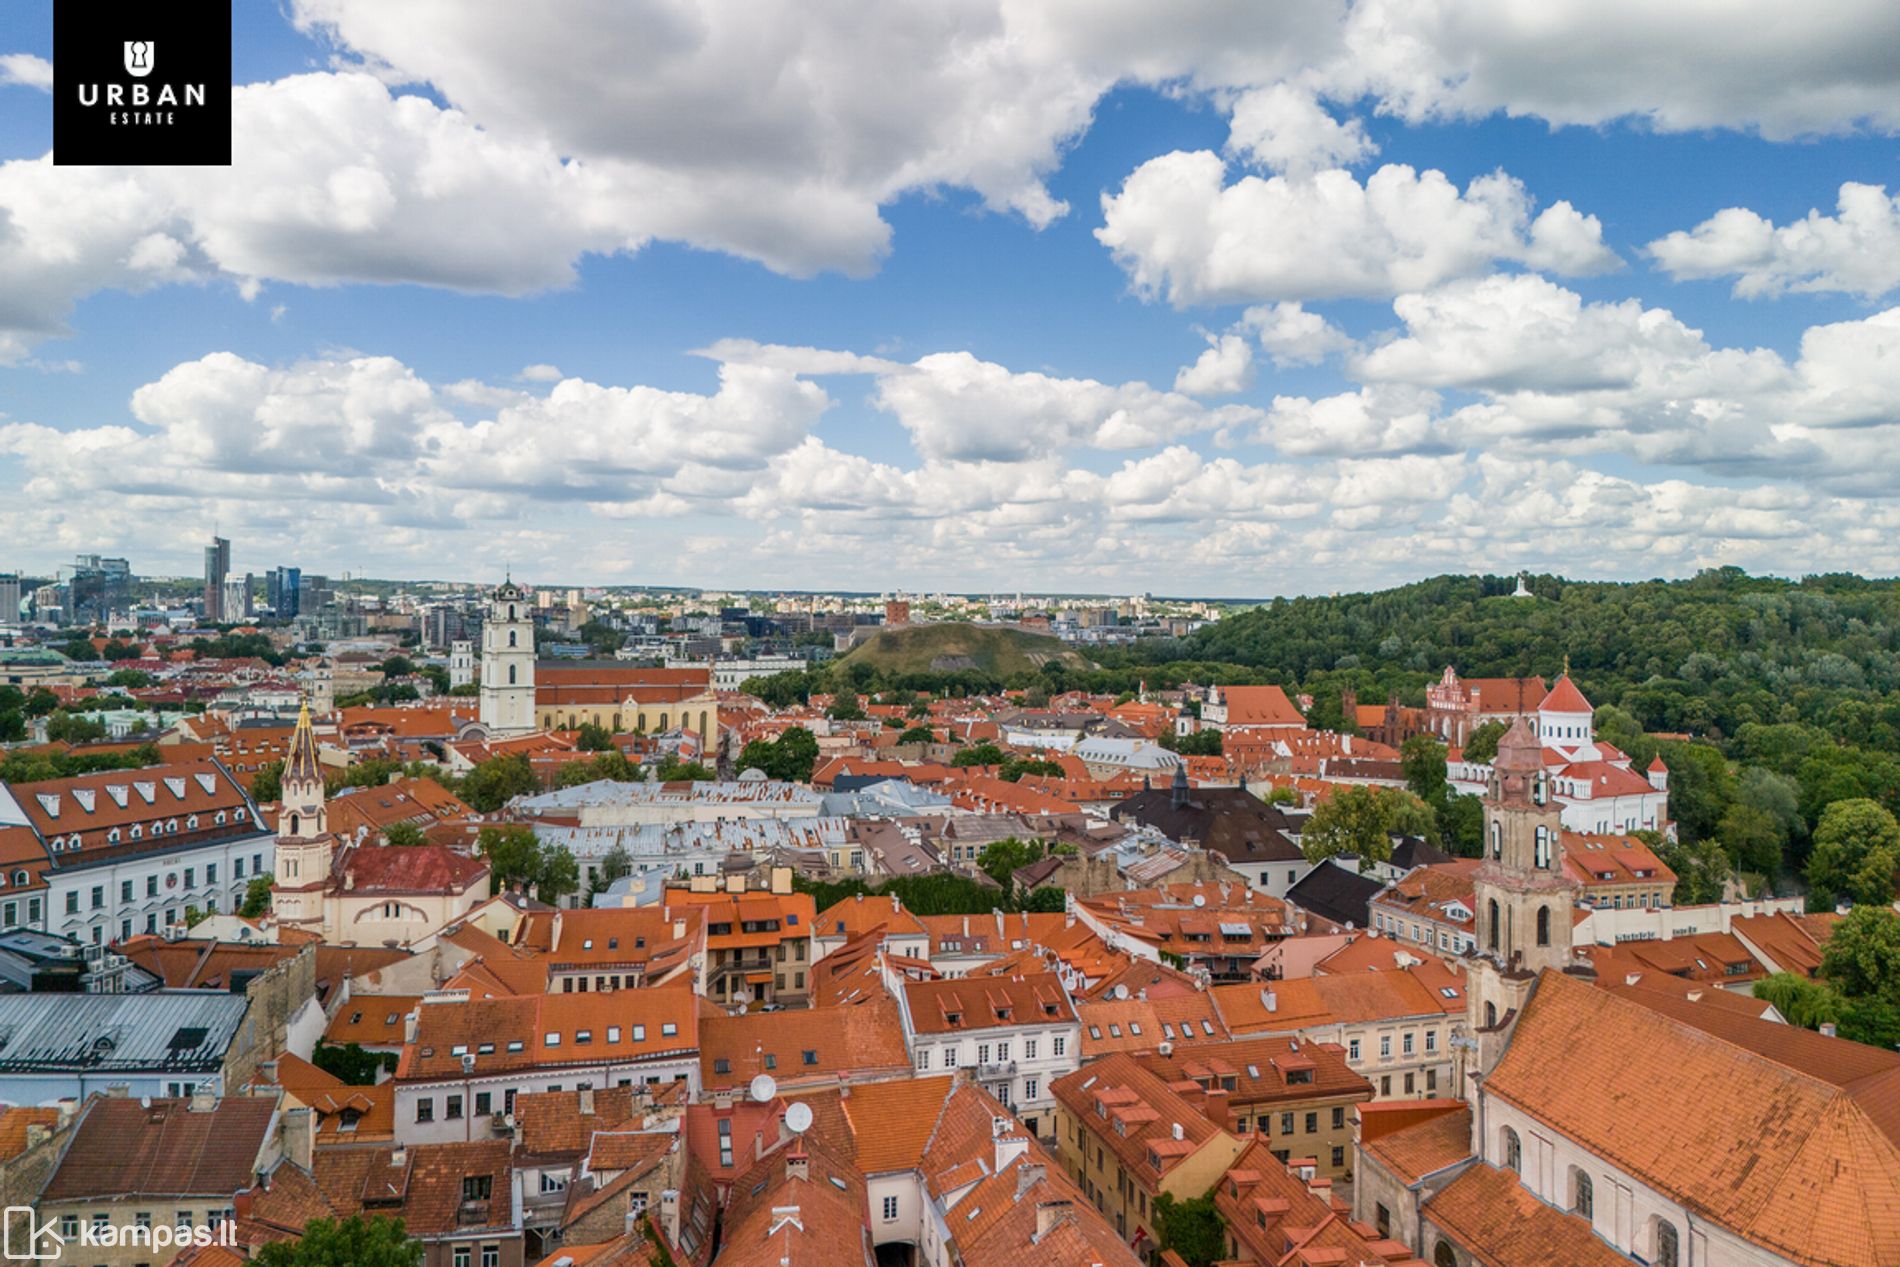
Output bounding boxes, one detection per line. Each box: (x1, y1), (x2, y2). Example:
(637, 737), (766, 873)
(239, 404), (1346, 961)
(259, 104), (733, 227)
(479, 579), (536, 737)
(1465, 715), (1583, 1080)
(272, 701), (333, 930)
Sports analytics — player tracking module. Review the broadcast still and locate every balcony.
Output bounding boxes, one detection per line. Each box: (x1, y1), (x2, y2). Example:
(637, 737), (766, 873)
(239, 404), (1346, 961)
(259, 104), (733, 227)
(976, 1060), (1017, 1081)
(707, 957), (776, 987)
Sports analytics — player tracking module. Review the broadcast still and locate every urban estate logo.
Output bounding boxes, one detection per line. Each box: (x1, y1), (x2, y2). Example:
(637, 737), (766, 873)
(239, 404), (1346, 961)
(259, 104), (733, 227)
(53, 4), (232, 165)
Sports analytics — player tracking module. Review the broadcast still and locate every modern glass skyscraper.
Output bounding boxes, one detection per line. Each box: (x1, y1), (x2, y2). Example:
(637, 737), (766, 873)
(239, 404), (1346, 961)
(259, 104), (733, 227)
(203, 536), (231, 623)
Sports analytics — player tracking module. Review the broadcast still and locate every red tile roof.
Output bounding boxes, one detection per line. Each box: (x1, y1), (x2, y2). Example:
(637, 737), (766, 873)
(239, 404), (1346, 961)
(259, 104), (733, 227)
(42, 1096), (274, 1201)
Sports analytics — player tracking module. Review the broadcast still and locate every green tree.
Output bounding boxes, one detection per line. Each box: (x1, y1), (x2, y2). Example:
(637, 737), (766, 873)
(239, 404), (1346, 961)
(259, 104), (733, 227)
(1717, 803), (1784, 880)
(478, 825), (543, 891)
(896, 725), (936, 746)
(1807, 799), (1900, 908)
(1400, 734), (1448, 804)
(1021, 886), (1068, 912)
(654, 754), (717, 782)
(575, 721), (615, 752)
(977, 837), (1045, 889)
(45, 712), (107, 744)
(310, 1042), (397, 1086)
(1460, 719), (1508, 764)
(1841, 996), (1900, 1049)
(1660, 742), (1736, 844)
(1152, 1192), (1224, 1267)
(105, 668), (155, 689)
(252, 1215), (421, 1267)
(1648, 831), (1732, 905)
(1820, 904), (1900, 1006)
(240, 874), (275, 919)
(461, 754), (540, 811)
(538, 845), (581, 905)
(951, 742), (1007, 768)
(827, 689), (865, 721)
(1752, 972), (1846, 1030)
(590, 843), (633, 897)
(382, 820), (427, 847)
(1261, 785), (1300, 806)
(998, 756), (1065, 783)
(1300, 786), (1436, 869)
(1164, 729), (1223, 756)
(250, 760), (284, 803)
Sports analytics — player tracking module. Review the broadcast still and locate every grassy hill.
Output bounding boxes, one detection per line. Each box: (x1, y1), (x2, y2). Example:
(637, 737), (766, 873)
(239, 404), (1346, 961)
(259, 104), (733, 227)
(838, 622), (1093, 676)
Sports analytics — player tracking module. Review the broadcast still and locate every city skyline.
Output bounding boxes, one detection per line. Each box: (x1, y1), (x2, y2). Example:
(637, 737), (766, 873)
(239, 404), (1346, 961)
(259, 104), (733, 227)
(6, 5), (1900, 595)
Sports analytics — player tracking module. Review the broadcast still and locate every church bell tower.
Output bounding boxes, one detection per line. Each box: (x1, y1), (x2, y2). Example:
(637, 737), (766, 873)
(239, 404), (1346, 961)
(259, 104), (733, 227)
(1465, 715), (1583, 1079)
(272, 700), (334, 930)
(479, 579), (537, 737)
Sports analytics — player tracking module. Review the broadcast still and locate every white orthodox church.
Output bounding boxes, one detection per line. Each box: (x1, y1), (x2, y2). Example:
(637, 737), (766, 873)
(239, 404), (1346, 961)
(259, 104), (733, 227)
(1449, 674), (1671, 837)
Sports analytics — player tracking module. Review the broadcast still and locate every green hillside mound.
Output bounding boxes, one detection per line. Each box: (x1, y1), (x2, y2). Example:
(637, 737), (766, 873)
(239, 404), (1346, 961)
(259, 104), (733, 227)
(839, 623), (1094, 676)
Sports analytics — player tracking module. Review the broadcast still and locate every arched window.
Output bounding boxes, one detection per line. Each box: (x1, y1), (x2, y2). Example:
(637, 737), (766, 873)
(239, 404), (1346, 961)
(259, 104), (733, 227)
(1655, 1221), (1679, 1267)
(1484, 1001), (1497, 1028)
(508, 630), (517, 648)
(1487, 899), (1500, 951)
(508, 604), (517, 621)
(289, 814), (300, 835)
(508, 665), (517, 685)
(1490, 821), (1501, 859)
(1536, 906), (1552, 947)
(1434, 1243), (1457, 1267)
(1534, 825), (1550, 868)
(1501, 1126), (1521, 1173)
(1573, 1169), (1594, 1219)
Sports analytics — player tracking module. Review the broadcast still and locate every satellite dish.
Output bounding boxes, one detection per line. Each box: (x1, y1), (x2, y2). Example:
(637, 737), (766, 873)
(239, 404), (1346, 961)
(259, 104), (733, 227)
(1192, 894), (1206, 908)
(785, 1102), (814, 1135)
(749, 1074), (778, 1103)
(1113, 984), (1129, 1001)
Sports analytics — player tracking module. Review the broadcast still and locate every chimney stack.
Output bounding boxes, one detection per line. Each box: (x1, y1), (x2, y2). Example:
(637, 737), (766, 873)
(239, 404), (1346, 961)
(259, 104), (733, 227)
(1033, 1200), (1073, 1241)
(784, 1146), (810, 1183)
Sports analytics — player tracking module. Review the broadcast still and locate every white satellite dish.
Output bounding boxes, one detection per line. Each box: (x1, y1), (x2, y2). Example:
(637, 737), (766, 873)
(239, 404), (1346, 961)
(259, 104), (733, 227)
(1192, 894), (1206, 908)
(1113, 984), (1129, 1001)
(785, 1101), (814, 1135)
(749, 1074), (778, 1103)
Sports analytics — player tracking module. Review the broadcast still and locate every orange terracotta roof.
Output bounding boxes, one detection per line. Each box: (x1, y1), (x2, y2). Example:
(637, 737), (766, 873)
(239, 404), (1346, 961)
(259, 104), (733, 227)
(838, 1075), (958, 1173)
(698, 999), (910, 1093)
(324, 995), (421, 1047)
(1487, 970), (1900, 1267)
(1360, 1103), (1471, 1183)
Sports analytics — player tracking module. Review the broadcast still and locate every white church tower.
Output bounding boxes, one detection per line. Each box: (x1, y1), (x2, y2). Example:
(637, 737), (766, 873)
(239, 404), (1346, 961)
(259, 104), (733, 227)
(448, 639), (475, 689)
(479, 579), (536, 736)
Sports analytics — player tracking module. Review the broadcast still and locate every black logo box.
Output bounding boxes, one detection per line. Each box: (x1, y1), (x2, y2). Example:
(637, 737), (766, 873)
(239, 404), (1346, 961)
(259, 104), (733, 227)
(53, 1), (233, 166)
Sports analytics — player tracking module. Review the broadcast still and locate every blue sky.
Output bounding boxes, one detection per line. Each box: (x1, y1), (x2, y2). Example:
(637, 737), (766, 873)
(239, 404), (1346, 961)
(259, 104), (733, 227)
(4, 1), (1900, 595)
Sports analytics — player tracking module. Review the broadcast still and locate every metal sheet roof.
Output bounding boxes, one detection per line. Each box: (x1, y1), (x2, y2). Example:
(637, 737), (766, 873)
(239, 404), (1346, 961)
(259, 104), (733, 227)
(0, 990), (249, 1074)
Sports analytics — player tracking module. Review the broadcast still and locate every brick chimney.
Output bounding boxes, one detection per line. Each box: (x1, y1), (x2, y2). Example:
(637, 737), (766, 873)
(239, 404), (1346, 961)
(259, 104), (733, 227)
(1033, 1200), (1073, 1241)
(1203, 1087), (1230, 1130)
(784, 1146), (809, 1183)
